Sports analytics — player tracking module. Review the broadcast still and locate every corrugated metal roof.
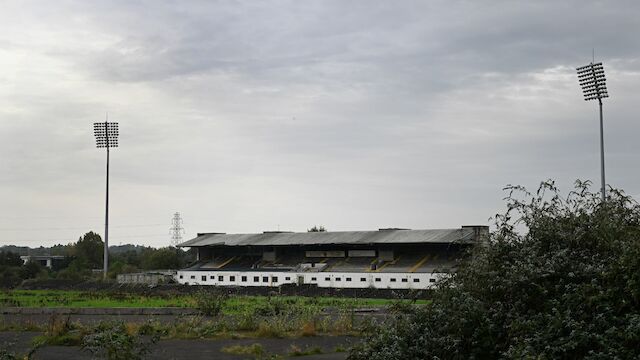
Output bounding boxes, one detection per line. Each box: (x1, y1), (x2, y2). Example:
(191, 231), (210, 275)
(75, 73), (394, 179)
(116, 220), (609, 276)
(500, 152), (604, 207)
(178, 227), (480, 247)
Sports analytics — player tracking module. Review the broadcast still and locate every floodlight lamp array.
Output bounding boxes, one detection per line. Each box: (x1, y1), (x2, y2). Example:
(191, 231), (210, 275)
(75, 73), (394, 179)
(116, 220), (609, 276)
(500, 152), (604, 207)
(93, 122), (119, 148)
(576, 62), (608, 101)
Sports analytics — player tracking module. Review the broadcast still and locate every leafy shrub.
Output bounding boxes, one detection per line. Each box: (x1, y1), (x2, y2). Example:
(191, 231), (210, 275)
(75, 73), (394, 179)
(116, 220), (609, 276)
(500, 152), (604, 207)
(193, 289), (227, 316)
(350, 181), (640, 359)
(385, 299), (416, 315)
(253, 297), (294, 316)
(137, 319), (168, 337)
(0, 267), (22, 289)
(81, 321), (158, 360)
(236, 310), (259, 331)
(0, 251), (22, 267)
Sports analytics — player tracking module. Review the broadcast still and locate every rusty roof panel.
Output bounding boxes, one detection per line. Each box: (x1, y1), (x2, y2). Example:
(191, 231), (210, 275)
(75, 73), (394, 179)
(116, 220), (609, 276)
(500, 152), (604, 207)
(178, 227), (482, 247)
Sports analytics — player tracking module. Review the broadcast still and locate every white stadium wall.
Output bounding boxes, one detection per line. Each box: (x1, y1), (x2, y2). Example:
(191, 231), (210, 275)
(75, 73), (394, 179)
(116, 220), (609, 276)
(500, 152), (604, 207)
(175, 270), (444, 290)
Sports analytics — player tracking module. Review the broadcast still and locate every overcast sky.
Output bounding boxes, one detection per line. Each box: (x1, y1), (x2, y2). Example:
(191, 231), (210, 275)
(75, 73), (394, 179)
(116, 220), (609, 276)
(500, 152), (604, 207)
(1, 0), (639, 248)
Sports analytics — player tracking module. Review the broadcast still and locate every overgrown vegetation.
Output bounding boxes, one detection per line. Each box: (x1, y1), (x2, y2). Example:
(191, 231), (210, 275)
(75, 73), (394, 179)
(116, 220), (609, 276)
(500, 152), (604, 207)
(38, 314), (82, 346)
(81, 321), (159, 360)
(193, 289), (227, 316)
(1, 298), (381, 341)
(2, 314), (350, 358)
(350, 181), (640, 359)
(0, 289), (414, 312)
(0, 290), (193, 308)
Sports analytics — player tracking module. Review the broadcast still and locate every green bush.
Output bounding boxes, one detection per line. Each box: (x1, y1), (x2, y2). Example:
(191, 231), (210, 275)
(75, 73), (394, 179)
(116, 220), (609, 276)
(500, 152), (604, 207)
(350, 181), (640, 359)
(137, 319), (168, 337)
(0, 251), (22, 267)
(0, 267), (22, 289)
(193, 289), (227, 316)
(81, 321), (158, 360)
(253, 297), (296, 316)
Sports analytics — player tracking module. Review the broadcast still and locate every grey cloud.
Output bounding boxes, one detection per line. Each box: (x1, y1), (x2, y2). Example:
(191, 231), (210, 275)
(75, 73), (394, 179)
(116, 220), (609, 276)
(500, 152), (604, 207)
(1, 0), (639, 247)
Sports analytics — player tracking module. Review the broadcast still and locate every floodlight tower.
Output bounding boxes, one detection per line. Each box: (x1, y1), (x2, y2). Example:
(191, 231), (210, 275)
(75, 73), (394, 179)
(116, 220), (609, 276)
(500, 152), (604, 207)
(93, 120), (119, 279)
(577, 62), (609, 201)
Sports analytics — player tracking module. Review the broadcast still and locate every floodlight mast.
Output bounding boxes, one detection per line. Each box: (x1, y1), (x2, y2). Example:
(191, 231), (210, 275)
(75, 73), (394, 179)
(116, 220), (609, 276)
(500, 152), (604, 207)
(577, 62), (609, 201)
(93, 120), (119, 279)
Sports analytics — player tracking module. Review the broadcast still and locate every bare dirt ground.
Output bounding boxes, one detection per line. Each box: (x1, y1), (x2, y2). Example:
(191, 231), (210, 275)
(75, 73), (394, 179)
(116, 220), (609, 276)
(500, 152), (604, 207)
(1, 331), (356, 359)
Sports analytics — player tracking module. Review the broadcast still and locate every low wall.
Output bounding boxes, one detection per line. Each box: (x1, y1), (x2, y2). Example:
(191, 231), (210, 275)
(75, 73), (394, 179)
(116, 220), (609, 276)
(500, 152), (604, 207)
(17, 280), (432, 299)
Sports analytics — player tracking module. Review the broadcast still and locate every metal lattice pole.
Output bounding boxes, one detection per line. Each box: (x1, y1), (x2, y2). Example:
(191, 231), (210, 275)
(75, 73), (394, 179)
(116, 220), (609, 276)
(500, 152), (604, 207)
(94, 119), (119, 279)
(577, 62), (609, 201)
(170, 212), (185, 247)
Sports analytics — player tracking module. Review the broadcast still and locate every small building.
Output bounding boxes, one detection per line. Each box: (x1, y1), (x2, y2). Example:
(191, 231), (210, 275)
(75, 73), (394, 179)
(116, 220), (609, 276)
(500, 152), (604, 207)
(176, 225), (488, 290)
(20, 255), (66, 269)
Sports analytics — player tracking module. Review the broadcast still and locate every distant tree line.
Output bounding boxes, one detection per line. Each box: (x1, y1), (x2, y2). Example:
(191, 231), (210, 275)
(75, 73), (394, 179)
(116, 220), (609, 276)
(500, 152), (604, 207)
(0, 231), (195, 288)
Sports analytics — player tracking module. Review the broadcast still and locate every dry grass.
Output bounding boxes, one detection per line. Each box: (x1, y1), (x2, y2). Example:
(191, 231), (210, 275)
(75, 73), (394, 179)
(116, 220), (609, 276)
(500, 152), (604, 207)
(287, 344), (323, 357)
(299, 321), (316, 337)
(220, 343), (265, 356)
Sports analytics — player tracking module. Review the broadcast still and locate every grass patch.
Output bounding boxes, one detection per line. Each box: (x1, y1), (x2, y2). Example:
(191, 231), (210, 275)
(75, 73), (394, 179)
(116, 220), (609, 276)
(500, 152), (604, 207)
(299, 321), (316, 337)
(288, 344), (323, 356)
(334, 344), (348, 352)
(0, 290), (428, 314)
(0, 290), (193, 308)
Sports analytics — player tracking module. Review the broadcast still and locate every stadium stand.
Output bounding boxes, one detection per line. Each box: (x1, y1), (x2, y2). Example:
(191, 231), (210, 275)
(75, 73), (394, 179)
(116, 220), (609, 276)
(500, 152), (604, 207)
(176, 226), (487, 289)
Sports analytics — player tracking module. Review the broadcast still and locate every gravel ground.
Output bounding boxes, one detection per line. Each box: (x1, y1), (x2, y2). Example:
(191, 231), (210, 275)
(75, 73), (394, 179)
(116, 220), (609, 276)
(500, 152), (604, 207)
(0, 331), (41, 355)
